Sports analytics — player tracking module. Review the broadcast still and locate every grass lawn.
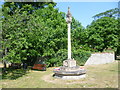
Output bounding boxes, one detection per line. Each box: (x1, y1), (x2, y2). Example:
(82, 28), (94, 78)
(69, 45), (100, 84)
(0, 61), (119, 88)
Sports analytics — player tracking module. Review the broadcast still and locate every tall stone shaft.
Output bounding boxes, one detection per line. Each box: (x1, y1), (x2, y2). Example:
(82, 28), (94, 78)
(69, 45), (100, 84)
(68, 23), (71, 59)
(66, 7), (72, 59)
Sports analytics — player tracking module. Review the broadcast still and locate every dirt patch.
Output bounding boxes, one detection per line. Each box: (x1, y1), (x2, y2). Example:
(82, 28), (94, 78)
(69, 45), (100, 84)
(42, 73), (59, 83)
(41, 73), (90, 85)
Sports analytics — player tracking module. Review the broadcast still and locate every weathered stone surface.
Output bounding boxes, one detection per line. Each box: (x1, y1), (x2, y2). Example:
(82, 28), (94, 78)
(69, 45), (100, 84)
(63, 59), (76, 67)
(85, 52), (115, 65)
(53, 68), (86, 75)
(54, 73), (86, 80)
(60, 66), (79, 71)
(53, 7), (86, 80)
(53, 59), (86, 80)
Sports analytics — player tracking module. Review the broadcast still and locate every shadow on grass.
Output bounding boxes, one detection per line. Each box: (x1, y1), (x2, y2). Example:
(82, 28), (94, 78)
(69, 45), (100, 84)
(2, 68), (29, 80)
(0, 75), (2, 80)
(31, 69), (46, 71)
(0, 67), (2, 80)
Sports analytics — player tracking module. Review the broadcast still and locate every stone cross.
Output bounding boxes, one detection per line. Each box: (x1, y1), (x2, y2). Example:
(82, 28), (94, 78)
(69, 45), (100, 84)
(66, 7), (72, 60)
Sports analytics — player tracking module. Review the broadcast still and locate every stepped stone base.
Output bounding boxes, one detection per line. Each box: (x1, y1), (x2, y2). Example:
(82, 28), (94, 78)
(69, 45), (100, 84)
(53, 59), (86, 80)
(54, 73), (86, 80)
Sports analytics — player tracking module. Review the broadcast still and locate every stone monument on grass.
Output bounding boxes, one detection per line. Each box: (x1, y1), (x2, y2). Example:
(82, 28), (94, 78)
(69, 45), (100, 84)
(53, 7), (86, 79)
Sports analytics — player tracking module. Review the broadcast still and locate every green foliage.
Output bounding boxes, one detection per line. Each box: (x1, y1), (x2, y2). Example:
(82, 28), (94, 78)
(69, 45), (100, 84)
(93, 8), (118, 19)
(2, 1), (56, 17)
(116, 18), (120, 56)
(72, 49), (91, 66)
(0, 8), (2, 60)
(2, 6), (31, 63)
(86, 17), (118, 52)
(28, 4), (67, 57)
(2, 3), (68, 66)
(2, 1), (119, 69)
(89, 8), (119, 53)
(2, 68), (29, 80)
(45, 48), (91, 67)
(44, 17), (90, 67)
(46, 49), (67, 67)
(71, 18), (87, 47)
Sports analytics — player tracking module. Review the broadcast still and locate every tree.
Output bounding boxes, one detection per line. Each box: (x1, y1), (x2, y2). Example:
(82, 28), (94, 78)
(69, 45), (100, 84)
(92, 8), (118, 20)
(2, 1), (56, 18)
(2, 1), (92, 68)
(2, 3), (67, 67)
(71, 18), (89, 50)
(87, 8), (119, 53)
(86, 17), (118, 52)
(1, 1), (58, 68)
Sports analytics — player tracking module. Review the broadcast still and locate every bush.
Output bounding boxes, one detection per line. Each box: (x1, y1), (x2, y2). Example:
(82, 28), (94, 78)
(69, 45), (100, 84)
(2, 68), (29, 80)
(45, 49), (67, 67)
(45, 49), (91, 67)
(72, 49), (91, 66)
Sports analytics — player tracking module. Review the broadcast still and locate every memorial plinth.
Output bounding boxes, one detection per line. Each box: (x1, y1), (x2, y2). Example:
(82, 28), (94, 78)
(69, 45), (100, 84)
(53, 7), (86, 80)
(53, 59), (86, 79)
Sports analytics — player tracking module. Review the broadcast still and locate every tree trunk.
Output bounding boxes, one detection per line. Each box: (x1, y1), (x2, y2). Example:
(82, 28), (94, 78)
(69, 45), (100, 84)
(3, 60), (7, 73)
(4, 61), (6, 69)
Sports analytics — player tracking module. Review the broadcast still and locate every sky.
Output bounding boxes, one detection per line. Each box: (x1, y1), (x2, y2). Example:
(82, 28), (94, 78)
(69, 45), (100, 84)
(54, 2), (118, 27)
(0, 0), (119, 27)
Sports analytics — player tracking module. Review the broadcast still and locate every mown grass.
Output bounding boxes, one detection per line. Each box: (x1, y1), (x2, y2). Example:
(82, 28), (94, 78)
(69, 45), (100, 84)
(1, 61), (119, 88)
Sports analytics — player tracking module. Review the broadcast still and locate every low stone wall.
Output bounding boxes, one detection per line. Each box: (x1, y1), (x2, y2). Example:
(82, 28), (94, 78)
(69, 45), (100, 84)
(85, 52), (115, 65)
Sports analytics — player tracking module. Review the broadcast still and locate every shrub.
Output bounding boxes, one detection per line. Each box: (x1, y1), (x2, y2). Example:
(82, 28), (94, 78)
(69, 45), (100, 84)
(45, 49), (67, 67)
(45, 49), (91, 67)
(72, 49), (91, 66)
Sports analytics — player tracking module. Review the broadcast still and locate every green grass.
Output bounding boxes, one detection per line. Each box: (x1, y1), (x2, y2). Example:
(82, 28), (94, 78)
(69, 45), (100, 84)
(1, 61), (119, 88)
